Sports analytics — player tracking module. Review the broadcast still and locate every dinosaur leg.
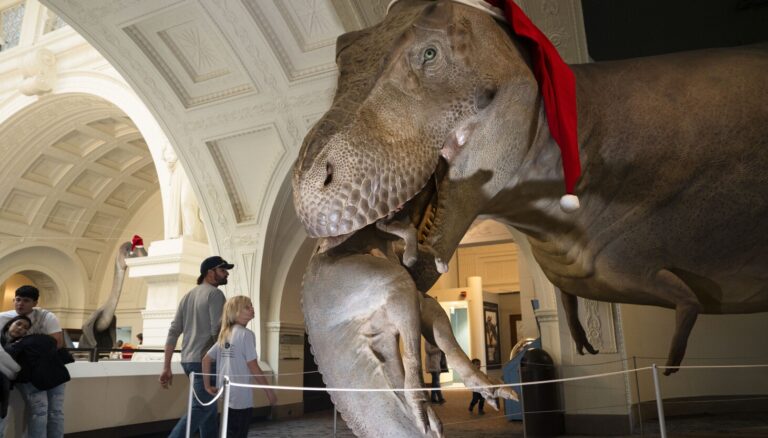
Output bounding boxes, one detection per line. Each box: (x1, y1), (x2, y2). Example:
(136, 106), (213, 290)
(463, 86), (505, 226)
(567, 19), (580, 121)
(387, 288), (443, 436)
(366, 315), (437, 431)
(561, 291), (599, 355)
(654, 269), (703, 376)
(421, 296), (518, 407)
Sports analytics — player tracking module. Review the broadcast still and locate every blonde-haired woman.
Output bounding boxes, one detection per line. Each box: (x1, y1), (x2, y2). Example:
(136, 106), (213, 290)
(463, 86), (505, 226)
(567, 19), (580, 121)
(203, 295), (277, 437)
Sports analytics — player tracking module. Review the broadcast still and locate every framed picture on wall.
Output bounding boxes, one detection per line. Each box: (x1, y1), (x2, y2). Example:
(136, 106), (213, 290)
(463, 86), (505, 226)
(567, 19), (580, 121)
(483, 302), (501, 369)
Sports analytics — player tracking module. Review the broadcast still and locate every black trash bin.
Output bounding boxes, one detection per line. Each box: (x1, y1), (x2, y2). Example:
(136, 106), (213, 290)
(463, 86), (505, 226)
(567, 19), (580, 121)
(520, 348), (564, 437)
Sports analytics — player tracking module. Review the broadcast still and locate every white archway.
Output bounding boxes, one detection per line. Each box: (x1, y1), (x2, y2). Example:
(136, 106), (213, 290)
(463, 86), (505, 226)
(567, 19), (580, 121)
(0, 245), (85, 324)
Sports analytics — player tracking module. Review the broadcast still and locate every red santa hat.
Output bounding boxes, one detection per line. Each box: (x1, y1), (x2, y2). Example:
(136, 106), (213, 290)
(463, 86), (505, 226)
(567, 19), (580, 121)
(131, 234), (144, 252)
(388, 0), (581, 212)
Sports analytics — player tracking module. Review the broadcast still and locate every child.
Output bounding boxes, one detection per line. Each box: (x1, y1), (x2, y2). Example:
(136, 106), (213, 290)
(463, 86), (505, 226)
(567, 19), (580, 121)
(468, 358), (485, 414)
(203, 296), (277, 438)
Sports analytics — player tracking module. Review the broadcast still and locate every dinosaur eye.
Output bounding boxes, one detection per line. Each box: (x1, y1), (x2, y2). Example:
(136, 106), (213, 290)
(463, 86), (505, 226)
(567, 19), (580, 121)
(423, 47), (437, 63)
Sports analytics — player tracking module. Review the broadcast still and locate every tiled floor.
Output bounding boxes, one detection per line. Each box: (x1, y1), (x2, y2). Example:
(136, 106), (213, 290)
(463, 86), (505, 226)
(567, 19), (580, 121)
(246, 391), (519, 437)
(242, 390), (768, 437)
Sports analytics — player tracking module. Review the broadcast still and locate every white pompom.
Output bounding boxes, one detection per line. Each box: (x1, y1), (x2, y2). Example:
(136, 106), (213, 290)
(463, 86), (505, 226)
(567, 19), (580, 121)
(560, 194), (580, 212)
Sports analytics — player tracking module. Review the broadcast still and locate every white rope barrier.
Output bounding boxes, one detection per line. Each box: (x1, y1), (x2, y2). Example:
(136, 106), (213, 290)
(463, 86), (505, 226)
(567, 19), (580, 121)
(227, 366), (656, 392)
(215, 362), (768, 393)
(182, 361), (768, 438)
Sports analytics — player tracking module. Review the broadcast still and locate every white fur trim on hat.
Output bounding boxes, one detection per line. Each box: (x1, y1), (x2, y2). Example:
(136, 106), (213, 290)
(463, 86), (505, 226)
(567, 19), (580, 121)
(560, 194), (580, 212)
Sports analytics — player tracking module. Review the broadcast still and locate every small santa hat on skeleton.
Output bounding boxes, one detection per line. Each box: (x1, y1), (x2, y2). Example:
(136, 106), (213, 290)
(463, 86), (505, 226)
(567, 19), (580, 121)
(387, 0), (581, 212)
(131, 234), (144, 252)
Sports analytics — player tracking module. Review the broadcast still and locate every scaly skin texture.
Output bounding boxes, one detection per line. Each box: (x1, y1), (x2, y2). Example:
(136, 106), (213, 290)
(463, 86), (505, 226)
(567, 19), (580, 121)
(292, 0), (768, 435)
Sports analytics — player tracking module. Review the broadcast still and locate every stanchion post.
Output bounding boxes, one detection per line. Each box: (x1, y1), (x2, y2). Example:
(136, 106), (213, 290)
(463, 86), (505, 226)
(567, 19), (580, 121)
(651, 364), (667, 438)
(220, 376), (231, 438)
(186, 371), (194, 438)
(633, 356), (644, 437)
(519, 365), (527, 438)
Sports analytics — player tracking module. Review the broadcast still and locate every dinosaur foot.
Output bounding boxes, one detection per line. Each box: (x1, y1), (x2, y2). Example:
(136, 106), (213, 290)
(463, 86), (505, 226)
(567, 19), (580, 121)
(662, 359), (681, 376)
(463, 374), (519, 410)
(406, 391), (444, 437)
(576, 339), (599, 356)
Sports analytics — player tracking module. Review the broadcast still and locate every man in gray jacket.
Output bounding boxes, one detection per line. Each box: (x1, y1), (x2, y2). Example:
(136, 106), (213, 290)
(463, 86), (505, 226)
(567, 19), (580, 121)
(160, 256), (232, 438)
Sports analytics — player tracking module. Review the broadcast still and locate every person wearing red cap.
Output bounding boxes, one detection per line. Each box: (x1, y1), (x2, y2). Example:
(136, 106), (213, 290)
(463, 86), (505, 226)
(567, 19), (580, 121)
(160, 256), (233, 438)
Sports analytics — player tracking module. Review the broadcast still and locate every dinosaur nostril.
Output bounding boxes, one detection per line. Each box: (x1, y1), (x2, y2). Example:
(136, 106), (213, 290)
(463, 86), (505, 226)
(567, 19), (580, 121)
(324, 162), (334, 187)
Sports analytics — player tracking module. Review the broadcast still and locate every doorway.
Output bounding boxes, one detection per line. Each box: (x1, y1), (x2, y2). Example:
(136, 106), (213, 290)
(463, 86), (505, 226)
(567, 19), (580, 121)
(440, 301), (470, 383)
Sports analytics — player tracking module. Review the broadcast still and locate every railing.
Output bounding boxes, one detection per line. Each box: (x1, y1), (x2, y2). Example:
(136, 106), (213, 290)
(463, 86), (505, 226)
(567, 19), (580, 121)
(65, 347), (180, 362)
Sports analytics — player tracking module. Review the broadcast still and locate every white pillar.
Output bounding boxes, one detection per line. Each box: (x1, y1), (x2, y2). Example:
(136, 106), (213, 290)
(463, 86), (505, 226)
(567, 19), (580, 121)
(467, 276), (485, 365)
(126, 237), (210, 347)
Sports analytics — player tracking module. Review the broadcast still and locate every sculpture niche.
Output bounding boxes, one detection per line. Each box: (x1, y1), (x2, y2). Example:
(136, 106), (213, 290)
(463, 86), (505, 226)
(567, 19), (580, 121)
(79, 236), (147, 349)
(292, 1), (768, 436)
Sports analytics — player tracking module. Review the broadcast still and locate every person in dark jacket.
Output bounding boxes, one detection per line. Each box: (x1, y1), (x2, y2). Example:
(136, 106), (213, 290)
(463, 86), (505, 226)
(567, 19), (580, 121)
(5, 333), (71, 392)
(0, 315), (29, 420)
(0, 313), (71, 435)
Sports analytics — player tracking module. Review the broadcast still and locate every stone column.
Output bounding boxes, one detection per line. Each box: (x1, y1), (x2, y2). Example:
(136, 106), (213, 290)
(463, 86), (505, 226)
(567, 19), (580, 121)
(126, 237), (210, 347)
(467, 276), (485, 364)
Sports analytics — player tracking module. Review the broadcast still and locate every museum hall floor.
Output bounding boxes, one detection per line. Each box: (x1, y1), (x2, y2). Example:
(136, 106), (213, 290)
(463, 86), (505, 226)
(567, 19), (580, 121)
(241, 390), (768, 437)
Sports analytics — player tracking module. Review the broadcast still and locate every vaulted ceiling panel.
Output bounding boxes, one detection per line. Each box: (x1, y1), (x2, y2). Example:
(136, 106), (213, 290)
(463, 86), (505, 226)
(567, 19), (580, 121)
(0, 189), (45, 225)
(123, 3), (256, 108)
(67, 169), (111, 200)
(96, 147), (145, 172)
(52, 130), (105, 158)
(86, 116), (136, 138)
(132, 162), (159, 184)
(207, 125), (287, 224)
(22, 155), (74, 187)
(44, 201), (85, 234)
(83, 211), (121, 239)
(104, 182), (145, 210)
(242, 0), (342, 81)
(74, 247), (102, 280)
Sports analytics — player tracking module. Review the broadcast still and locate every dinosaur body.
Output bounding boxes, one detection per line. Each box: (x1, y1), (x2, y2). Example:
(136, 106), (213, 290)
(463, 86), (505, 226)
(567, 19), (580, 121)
(80, 241), (147, 349)
(303, 229), (514, 437)
(292, 0), (768, 435)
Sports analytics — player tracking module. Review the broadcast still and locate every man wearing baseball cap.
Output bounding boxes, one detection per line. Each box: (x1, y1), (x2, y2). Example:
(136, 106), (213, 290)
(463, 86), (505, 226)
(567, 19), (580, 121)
(160, 256), (233, 438)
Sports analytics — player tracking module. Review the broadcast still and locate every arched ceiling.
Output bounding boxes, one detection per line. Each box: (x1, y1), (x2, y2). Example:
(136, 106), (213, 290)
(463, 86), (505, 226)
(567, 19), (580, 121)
(38, 0), (589, 301)
(38, 0), (390, 295)
(0, 93), (158, 271)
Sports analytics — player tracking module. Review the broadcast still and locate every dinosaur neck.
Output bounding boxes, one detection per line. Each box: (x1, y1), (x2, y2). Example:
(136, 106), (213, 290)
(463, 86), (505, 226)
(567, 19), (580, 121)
(486, 95), (591, 241)
(95, 252), (127, 332)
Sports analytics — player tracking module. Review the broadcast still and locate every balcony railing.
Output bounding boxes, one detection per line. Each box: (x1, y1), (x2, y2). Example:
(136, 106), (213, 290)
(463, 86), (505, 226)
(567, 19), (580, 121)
(66, 347), (180, 362)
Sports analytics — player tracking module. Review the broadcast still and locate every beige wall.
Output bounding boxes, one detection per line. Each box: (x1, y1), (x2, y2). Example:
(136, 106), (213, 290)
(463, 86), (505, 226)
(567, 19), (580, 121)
(0, 273), (34, 311)
(621, 304), (768, 403)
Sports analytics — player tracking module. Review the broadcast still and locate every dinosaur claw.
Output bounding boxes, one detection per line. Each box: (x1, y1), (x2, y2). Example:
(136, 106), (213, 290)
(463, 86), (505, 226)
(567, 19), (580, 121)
(497, 386), (519, 402)
(425, 404), (444, 437)
(576, 341), (598, 356)
(663, 366), (678, 376)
